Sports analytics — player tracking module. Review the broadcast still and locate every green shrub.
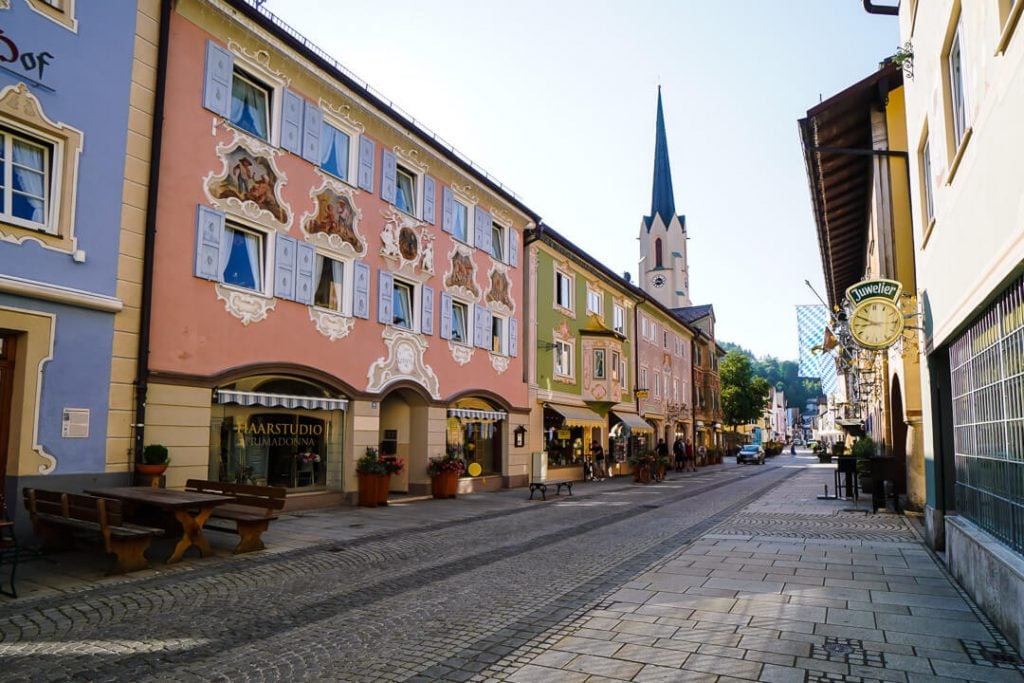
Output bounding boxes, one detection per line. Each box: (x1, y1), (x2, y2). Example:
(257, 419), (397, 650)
(141, 444), (169, 465)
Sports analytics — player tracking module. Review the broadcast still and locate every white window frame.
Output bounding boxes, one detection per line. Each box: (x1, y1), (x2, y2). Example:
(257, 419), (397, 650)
(230, 69), (273, 143)
(318, 111), (359, 185)
(664, 330), (670, 349)
(593, 348), (606, 379)
(451, 299), (471, 346)
(946, 17), (969, 154)
(920, 132), (935, 226)
(221, 220), (267, 294)
(312, 252), (352, 316)
(613, 304), (625, 335)
(490, 220), (507, 262)
(648, 319), (658, 341)
(586, 288), (603, 317)
(653, 372), (661, 398)
(554, 339), (574, 378)
(611, 350), (620, 382)
(0, 127), (54, 234)
(452, 194), (472, 245)
(555, 268), (574, 313)
(639, 367), (648, 392)
(391, 277), (418, 331)
(394, 162), (419, 218)
(491, 313), (507, 355)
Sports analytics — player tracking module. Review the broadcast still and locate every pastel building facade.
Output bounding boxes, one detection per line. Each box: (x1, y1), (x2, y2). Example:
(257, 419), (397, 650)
(142, 0), (536, 505)
(0, 0), (156, 526)
(635, 301), (693, 449)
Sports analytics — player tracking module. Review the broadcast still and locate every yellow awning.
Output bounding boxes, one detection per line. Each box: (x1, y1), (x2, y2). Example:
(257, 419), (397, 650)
(548, 404), (605, 429)
(612, 411), (654, 433)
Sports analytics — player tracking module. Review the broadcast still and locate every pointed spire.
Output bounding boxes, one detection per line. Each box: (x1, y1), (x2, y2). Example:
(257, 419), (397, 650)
(650, 86), (676, 224)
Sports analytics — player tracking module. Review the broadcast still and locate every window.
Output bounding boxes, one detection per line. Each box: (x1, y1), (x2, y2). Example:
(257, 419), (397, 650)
(230, 70), (271, 141)
(319, 122), (351, 181)
(587, 289), (602, 316)
(222, 223), (264, 291)
(594, 349), (606, 379)
(653, 372), (661, 398)
(613, 304), (625, 335)
(395, 165), (416, 215)
(313, 255), (344, 313)
(611, 350), (620, 382)
(452, 198), (469, 242)
(451, 301), (469, 344)
(648, 320), (657, 341)
(554, 340), (573, 377)
(921, 134), (934, 224)
(491, 315), (505, 355)
(655, 238), (663, 268)
(0, 128), (51, 231)
(490, 222), (505, 261)
(392, 279), (414, 329)
(664, 331), (670, 349)
(639, 367), (648, 391)
(695, 346), (703, 367)
(673, 378), (679, 403)
(620, 357), (627, 387)
(947, 19), (968, 151)
(555, 270), (573, 310)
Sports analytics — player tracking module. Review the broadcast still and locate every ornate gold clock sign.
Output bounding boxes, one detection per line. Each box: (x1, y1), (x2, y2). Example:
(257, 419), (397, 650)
(845, 279), (905, 349)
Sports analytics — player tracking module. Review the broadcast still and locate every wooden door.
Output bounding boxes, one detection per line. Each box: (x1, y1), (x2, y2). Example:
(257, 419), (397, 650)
(0, 335), (16, 492)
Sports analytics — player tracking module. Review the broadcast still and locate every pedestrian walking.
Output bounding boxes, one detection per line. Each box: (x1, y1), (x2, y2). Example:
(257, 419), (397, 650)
(685, 439), (696, 472)
(790, 442), (796, 456)
(592, 442), (606, 481)
(698, 444), (707, 467)
(673, 437), (685, 472)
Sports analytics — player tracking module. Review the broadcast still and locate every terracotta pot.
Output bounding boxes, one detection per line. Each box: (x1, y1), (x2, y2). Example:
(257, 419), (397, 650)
(135, 463), (167, 476)
(357, 472), (378, 507)
(376, 473), (391, 506)
(431, 470), (458, 499)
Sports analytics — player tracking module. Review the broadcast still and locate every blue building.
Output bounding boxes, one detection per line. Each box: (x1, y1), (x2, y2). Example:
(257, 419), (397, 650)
(0, 0), (158, 525)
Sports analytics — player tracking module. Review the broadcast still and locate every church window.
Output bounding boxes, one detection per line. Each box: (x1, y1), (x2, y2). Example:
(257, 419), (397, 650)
(655, 238), (663, 268)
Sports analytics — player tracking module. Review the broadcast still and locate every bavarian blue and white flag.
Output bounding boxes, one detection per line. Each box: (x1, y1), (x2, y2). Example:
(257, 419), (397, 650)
(796, 305), (839, 396)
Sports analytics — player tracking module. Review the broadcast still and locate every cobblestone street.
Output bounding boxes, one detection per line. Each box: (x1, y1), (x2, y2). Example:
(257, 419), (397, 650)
(1, 454), (1021, 682)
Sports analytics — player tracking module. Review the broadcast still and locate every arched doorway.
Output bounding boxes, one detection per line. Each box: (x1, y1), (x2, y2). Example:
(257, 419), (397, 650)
(889, 376), (908, 496)
(379, 387), (431, 494)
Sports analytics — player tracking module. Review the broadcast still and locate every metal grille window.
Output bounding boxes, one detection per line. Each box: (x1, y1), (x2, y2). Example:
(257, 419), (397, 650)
(949, 275), (1024, 554)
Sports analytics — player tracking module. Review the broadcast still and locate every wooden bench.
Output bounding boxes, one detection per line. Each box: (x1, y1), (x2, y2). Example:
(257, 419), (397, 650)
(528, 479), (573, 501)
(22, 488), (163, 574)
(184, 480), (286, 554)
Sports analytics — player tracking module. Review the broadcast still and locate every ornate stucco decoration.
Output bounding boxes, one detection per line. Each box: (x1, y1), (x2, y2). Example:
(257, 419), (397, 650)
(552, 320), (575, 385)
(380, 207), (433, 282)
(448, 341), (474, 366)
(484, 265), (515, 317)
(301, 179), (365, 258)
(320, 100), (366, 133)
(489, 353), (510, 374)
(491, 205), (515, 227)
(443, 243), (480, 300)
(451, 183), (480, 204)
(204, 136), (291, 229)
(226, 41), (289, 85)
(215, 283), (276, 326)
(367, 327), (440, 399)
(394, 144), (429, 174)
(0, 1), (11, 10)
(309, 307), (355, 341)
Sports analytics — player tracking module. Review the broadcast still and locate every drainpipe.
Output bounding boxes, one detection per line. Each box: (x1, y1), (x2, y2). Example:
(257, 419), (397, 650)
(863, 0), (899, 15)
(132, 0), (172, 463)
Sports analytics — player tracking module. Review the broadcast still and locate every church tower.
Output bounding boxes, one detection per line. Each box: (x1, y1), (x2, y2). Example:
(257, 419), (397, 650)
(639, 88), (690, 309)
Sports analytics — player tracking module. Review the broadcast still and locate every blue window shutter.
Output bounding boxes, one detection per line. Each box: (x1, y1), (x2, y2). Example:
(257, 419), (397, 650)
(474, 206), (492, 254)
(421, 285), (435, 335)
(353, 261), (370, 319)
(202, 40), (233, 118)
(475, 306), (492, 349)
(281, 89), (303, 155)
(358, 137), (375, 192)
(381, 149), (397, 204)
(423, 175), (436, 225)
(295, 242), (315, 304)
(377, 270), (394, 325)
(509, 317), (519, 357)
(439, 292), (452, 340)
(301, 101), (322, 164)
(442, 187), (454, 233)
(273, 233), (297, 299)
(195, 205), (225, 280)
(509, 228), (518, 267)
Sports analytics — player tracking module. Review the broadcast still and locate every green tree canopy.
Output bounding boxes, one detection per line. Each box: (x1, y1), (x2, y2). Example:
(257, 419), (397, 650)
(720, 351), (771, 428)
(720, 342), (822, 410)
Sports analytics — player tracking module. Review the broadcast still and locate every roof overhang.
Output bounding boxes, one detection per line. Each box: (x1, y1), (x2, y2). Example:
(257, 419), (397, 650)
(799, 61), (902, 306)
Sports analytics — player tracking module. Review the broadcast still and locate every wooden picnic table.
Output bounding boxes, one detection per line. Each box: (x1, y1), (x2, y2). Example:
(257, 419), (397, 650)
(85, 487), (234, 564)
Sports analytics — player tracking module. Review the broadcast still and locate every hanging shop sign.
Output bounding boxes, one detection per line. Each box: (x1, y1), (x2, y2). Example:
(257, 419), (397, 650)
(845, 278), (905, 350)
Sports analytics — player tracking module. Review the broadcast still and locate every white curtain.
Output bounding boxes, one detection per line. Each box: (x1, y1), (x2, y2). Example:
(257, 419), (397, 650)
(218, 227), (234, 281)
(244, 231), (261, 289)
(231, 78), (268, 140)
(12, 139), (46, 223)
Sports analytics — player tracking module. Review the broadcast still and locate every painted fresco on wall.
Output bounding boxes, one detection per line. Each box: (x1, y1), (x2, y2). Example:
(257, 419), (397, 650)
(380, 207), (434, 279)
(206, 143), (289, 226)
(304, 186), (364, 254)
(485, 267), (514, 316)
(444, 245), (479, 300)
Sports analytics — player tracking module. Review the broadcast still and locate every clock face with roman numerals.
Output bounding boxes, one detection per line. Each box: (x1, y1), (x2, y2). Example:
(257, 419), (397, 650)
(850, 299), (904, 349)
(651, 274), (667, 288)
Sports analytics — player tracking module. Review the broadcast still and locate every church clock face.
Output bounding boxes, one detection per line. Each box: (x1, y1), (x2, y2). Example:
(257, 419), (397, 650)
(849, 299), (904, 349)
(651, 274), (667, 289)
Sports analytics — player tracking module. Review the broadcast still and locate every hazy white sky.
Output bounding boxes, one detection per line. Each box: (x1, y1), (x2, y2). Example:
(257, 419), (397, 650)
(263, 0), (898, 360)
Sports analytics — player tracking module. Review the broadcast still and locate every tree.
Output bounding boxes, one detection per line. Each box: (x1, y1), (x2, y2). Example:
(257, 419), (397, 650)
(720, 351), (771, 432)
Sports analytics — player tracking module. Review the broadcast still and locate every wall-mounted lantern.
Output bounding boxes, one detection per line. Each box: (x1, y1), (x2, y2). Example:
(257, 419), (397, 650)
(514, 425), (527, 448)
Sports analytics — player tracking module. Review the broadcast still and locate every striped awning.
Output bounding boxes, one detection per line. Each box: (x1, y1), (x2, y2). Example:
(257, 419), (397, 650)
(611, 411), (654, 433)
(215, 389), (348, 411)
(547, 404), (605, 429)
(448, 408), (507, 421)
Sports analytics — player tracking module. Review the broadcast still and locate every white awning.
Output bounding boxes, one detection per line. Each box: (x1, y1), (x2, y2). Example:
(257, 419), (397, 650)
(547, 404), (605, 429)
(695, 421), (705, 429)
(448, 408), (507, 421)
(215, 389), (348, 411)
(612, 411), (654, 433)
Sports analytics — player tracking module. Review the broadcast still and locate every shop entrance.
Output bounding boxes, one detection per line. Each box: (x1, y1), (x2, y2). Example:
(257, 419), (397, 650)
(379, 388), (430, 493)
(0, 335), (15, 493)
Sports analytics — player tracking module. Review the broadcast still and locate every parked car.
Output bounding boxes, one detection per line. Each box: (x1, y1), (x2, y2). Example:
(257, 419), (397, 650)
(736, 444), (765, 465)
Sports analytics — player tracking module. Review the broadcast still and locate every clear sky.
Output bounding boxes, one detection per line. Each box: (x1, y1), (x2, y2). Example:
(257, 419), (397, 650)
(263, 0), (899, 361)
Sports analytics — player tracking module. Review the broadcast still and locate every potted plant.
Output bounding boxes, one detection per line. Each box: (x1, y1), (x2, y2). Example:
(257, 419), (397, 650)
(851, 436), (876, 493)
(356, 447), (387, 507)
(628, 451), (656, 483)
(136, 444), (169, 475)
(427, 447), (465, 499)
(379, 455), (405, 505)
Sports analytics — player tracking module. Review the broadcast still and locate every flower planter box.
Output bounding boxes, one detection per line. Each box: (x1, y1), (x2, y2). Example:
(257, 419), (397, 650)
(357, 472), (382, 507)
(431, 470), (458, 499)
(376, 473), (391, 506)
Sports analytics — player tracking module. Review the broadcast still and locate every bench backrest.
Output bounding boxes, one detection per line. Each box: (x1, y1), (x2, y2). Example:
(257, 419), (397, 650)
(185, 479), (286, 514)
(23, 488), (124, 551)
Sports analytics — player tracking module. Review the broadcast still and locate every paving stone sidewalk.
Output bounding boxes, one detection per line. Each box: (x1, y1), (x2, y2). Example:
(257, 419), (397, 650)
(501, 464), (1024, 683)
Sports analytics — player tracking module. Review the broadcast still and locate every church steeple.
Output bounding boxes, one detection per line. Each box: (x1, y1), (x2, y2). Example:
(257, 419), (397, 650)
(647, 86), (676, 229)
